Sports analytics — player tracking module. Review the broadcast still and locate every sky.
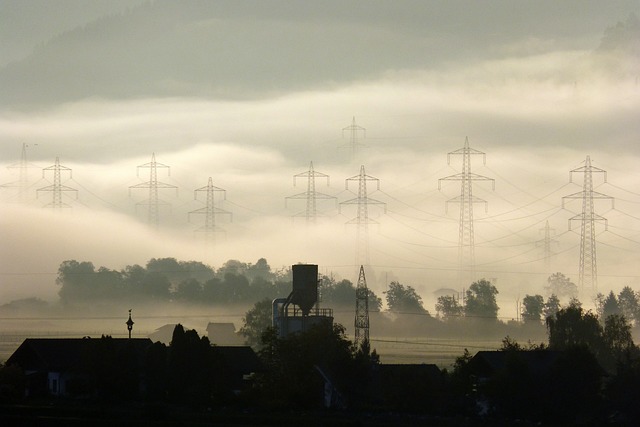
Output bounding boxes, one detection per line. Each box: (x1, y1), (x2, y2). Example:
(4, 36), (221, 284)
(0, 1), (639, 317)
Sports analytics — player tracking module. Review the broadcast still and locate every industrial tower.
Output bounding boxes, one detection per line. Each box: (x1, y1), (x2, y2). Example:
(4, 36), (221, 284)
(439, 137), (494, 286)
(285, 162), (336, 224)
(37, 157), (78, 208)
(354, 265), (370, 349)
(340, 165), (386, 268)
(537, 221), (558, 276)
(188, 177), (231, 239)
(129, 153), (178, 229)
(562, 156), (614, 293)
(341, 117), (366, 161)
(1, 143), (37, 202)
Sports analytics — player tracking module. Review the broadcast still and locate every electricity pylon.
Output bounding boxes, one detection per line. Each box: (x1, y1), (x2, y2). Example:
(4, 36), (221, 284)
(340, 165), (386, 268)
(439, 137), (494, 286)
(354, 265), (370, 349)
(285, 161), (336, 224)
(341, 117), (366, 161)
(129, 153), (177, 229)
(188, 177), (231, 239)
(536, 221), (558, 276)
(1, 143), (38, 202)
(562, 155), (614, 293)
(37, 157), (78, 208)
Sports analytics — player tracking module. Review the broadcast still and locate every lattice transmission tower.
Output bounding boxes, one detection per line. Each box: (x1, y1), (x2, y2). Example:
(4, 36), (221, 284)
(354, 264), (370, 349)
(1, 143), (38, 202)
(129, 153), (178, 229)
(439, 137), (494, 286)
(188, 177), (231, 239)
(341, 117), (366, 161)
(37, 157), (78, 208)
(562, 155), (614, 293)
(285, 162), (336, 224)
(536, 220), (558, 276)
(340, 165), (386, 268)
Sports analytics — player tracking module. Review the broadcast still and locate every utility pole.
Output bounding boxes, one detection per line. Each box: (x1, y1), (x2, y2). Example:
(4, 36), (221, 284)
(340, 165), (386, 269)
(354, 265), (370, 350)
(341, 117), (366, 161)
(37, 157), (78, 208)
(188, 177), (231, 239)
(439, 137), (494, 287)
(129, 153), (177, 229)
(562, 156), (614, 293)
(285, 162), (336, 224)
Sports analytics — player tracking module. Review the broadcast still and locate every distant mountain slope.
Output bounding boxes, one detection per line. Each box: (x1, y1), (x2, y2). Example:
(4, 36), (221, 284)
(0, 0), (637, 108)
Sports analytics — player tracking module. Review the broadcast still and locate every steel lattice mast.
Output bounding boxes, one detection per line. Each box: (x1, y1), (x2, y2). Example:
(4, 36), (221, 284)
(537, 220), (558, 276)
(340, 165), (386, 268)
(354, 264), (370, 349)
(439, 137), (494, 286)
(341, 117), (366, 161)
(562, 156), (613, 293)
(37, 157), (78, 208)
(129, 153), (177, 229)
(188, 177), (231, 239)
(285, 162), (336, 224)
(2, 143), (38, 202)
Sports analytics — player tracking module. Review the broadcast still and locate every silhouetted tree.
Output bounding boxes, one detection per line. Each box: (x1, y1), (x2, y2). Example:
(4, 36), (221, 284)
(521, 294), (544, 324)
(384, 281), (427, 314)
(173, 278), (203, 302)
(545, 272), (577, 300)
(167, 325), (216, 404)
(542, 294), (561, 320)
(602, 290), (621, 320)
(141, 271), (171, 300)
(603, 314), (637, 365)
(240, 298), (273, 348)
(547, 304), (604, 356)
(435, 295), (463, 321)
(618, 286), (640, 325)
(464, 279), (499, 320)
(256, 322), (370, 409)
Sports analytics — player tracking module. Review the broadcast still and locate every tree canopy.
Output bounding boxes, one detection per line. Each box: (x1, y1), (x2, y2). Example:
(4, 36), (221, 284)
(384, 282), (427, 314)
(464, 279), (499, 320)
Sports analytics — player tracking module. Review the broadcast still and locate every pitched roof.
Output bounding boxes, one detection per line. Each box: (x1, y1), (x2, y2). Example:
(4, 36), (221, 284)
(211, 346), (264, 373)
(6, 338), (152, 372)
(470, 350), (561, 377)
(206, 322), (244, 345)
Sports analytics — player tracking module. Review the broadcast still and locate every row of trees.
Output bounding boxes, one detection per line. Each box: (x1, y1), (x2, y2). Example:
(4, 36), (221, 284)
(449, 301), (640, 422)
(56, 258), (290, 304)
(54, 258), (388, 308)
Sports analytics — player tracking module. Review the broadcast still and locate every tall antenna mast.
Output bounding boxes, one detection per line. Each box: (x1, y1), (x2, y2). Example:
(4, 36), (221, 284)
(340, 165), (386, 268)
(354, 265), (370, 349)
(439, 137), (494, 286)
(285, 161), (336, 224)
(562, 156), (613, 293)
(129, 153), (178, 229)
(188, 177), (231, 240)
(341, 117), (366, 161)
(37, 157), (78, 208)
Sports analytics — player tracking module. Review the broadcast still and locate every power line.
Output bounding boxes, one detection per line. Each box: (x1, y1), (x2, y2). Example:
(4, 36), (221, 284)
(439, 137), (495, 285)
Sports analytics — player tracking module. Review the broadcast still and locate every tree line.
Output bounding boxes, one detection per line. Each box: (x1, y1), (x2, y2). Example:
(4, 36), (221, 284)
(54, 257), (385, 308)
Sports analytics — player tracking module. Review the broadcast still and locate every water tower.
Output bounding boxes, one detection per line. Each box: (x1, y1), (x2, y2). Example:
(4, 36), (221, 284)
(273, 264), (334, 337)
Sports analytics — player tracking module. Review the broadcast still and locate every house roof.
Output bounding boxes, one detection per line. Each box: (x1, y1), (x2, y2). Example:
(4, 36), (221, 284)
(469, 350), (561, 377)
(6, 338), (153, 372)
(211, 346), (264, 373)
(206, 322), (244, 345)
